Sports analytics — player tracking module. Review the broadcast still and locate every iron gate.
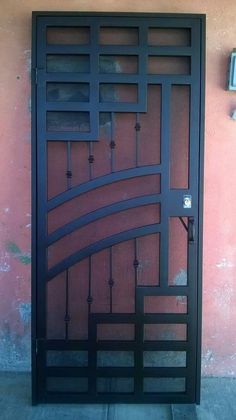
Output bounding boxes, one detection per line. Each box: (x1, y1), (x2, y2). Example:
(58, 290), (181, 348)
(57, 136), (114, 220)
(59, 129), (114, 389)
(32, 12), (205, 404)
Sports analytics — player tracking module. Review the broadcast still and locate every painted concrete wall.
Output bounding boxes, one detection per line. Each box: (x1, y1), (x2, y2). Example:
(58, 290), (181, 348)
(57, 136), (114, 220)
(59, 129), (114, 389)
(0, 0), (235, 375)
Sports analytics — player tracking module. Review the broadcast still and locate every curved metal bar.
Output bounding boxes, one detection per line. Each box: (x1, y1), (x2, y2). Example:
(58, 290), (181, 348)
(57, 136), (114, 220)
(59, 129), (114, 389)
(47, 194), (161, 246)
(48, 164), (161, 211)
(47, 223), (161, 281)
(178, 216), (188, 232)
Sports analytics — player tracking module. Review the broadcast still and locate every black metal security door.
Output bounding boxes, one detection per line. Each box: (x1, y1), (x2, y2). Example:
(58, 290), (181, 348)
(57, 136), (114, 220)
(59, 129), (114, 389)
(32, 12), (205, 404)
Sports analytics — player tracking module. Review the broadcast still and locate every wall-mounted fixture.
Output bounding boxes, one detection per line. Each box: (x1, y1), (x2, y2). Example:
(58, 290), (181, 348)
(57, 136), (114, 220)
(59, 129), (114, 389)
(228, 49), (236, 90)
(231, 110), (236, 120)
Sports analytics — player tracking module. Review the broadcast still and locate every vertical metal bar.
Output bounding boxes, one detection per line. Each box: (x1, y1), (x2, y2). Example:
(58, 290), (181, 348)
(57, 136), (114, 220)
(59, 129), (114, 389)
(88, 315), (97, 395)
(35, 16), (48, 404)
(36, 339), (46, 405)
(159, 82), (171, 288)
(64, 269), (70, 340)
(110, 112), (115, 173)
(36, 29), (48, 339)
(133, 238), (143, 397)
(88, 256), (96, 395)
(134, 238), (139, 290)
(109, 246), (114, 313)
(90, 19), (99, 148)
(138, 22), (148, 112)
(87, 20), (98, 398)
(186, 19), (203, 403)
(31, 11), (38, 406)
(66, 141), (72, 190)
(88, 141), (94, 180)
(186, 218), (198, 400)
(196, 15), (206, 405)
(135, 113), (140, 167)
(87, 255), (93, 313)
(189, 22), (201, 195)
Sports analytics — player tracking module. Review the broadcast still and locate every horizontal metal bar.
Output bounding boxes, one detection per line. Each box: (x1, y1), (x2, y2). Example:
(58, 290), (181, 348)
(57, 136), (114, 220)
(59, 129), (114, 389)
(47, 367), (89, 377)
(143, 314), (189, 323)
(45, 45), (192, 56)
(46, 131), (99, 141)
(43, 73), (142, 84)
(40, 73), (142, 85)
(39, 72), (91, 83)
(46, 102), (91, 111)
(146, 75), (192, 84)
(143, 367), (188, 376)
(40, 73), (192, 85)
(46, 101), (147, 114)
(35, 11), (204, 18)
(46, 366), (188, 378)
(90, 313), (137, 323)
(89, 313), (188, 323)
(43, 391), (194, 404)
(147, 46), (192, 56)
(97, 46), (142, 55)
(143, 341), (189, 351)
(37, 13), (202, 24)
(45, 45), (92, 54)
(98, 102), (145, 112)
(96, 367), (134, 376)
(136, 286), (190, 296)
(49, 367), (189, 377)
(40, 339), (189, 352)
(98, 74), (142, 83)
(43, 392), (192, 404)
(48, 194), (161, 245)
(96, 341), (137, 350)
(48, 165), (162, 210)
(45, 340), (89, 350)
(96, 341), (189, 351)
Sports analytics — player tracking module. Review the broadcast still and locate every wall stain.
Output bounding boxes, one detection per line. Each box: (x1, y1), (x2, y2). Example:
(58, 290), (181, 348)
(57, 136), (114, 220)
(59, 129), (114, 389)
(23, 49), (31, 74)
(28, 97), (31, 113)
(0, 252), (11, 272)
(0, 320), (30, 371)
(216, 258), (234, 268)
(6, 242), (31, 265)
(19, 303), (31, 324)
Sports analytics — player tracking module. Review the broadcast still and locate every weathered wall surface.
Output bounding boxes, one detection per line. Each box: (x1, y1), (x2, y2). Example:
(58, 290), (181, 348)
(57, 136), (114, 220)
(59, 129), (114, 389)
(0, 0), (236, 375)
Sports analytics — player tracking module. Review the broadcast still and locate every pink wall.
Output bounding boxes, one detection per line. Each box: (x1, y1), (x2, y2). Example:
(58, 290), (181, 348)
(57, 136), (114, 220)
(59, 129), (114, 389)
(0, 0), (236, 375)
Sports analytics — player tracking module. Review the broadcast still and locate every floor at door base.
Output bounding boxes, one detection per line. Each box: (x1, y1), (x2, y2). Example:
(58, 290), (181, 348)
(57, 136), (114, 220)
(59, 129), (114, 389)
(0, 372), (236, 420)
(0, 372), (172, 419)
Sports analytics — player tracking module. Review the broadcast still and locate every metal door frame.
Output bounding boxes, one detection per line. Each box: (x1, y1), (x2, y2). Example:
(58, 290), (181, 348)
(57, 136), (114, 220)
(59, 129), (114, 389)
(31, 12), (205, 405)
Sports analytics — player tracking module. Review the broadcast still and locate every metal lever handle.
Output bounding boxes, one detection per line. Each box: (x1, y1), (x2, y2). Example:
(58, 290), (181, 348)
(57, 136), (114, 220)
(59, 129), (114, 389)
(188, 217), (195, 243)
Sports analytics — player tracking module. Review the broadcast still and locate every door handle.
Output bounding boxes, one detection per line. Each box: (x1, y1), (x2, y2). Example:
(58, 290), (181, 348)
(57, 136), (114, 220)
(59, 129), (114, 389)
(188, 217), (195, 243)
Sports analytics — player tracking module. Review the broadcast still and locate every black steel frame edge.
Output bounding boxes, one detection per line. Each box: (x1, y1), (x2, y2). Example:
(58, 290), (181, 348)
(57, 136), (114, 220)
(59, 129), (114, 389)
(32, 11), (206, 19)
(31, 12), (38, 405)
(195, 14), (206, 405)
(31, 11), (206, 405)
